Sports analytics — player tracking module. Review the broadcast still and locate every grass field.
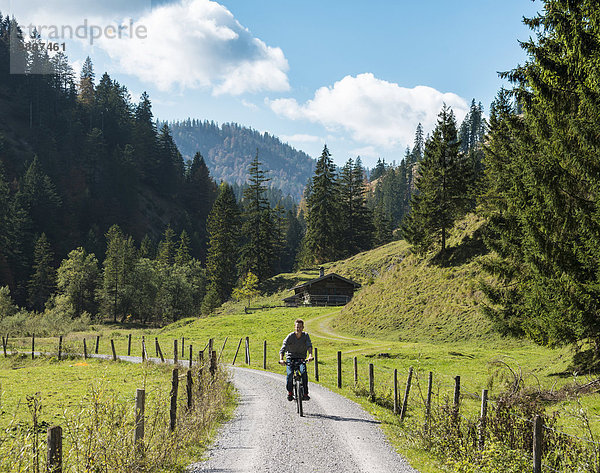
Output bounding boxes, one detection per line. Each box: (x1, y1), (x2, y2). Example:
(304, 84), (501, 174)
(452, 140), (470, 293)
(7, 306), (593, 472)
(0, 354), (234, 472)
(9, 214), (600, 471)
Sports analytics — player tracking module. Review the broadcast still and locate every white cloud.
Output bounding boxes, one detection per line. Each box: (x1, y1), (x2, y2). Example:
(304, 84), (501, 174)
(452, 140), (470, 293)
(96, 0), (290, 94)
(270, 73), (468, 150)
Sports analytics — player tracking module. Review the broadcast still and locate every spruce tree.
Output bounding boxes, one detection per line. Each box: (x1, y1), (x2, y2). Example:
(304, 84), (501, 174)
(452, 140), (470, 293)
(204, 182), (240, 313)
(240, 151), (274, 281)
(27, 233), (55, 312)
(303, 145), (340, 265)
(102, 225), (136, 322)
(479, 1), (600, 353)
(339, 157), (374, 256)
(402, 105), (469, 253)
(157, 225), (176, 266)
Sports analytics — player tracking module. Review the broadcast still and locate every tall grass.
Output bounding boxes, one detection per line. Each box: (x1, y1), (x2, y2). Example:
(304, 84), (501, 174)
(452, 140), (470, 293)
(0, 358), (233, 472)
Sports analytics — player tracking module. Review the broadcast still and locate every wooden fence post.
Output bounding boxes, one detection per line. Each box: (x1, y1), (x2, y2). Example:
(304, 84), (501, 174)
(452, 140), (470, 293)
(58, 335), (63, 361)
(354, 356), (358, 386)
(197, 367), (203, 397)
(189, 345), (193, 368)
(170, 368), (178, 431)
(218, 337), (228, 363)
(533, 415), (543, 473)
(110, 340), (117, 361)
(263, 341), (267, 369)
(314, 347), (319, 382)
(83, 339), (87, 359)
(479, 389), (488, 450)
(400, 367), (414, 421)
(47, 425), (62, 473)
(245, 337), (250, 365)
(155, 337), (159, 357)
(199, 350), (204, 365)
(2, 336), (6, 357)
(425, 371), (433, 433)
(209, 338), (214, 357)
(369, 363), (375, 400)
(337, 351), (342, 388)
(210, 350), (217, 377)
(232, 338), (243, 365)
(393, 369), (398, 415)
(31, 333), (35, 360)
(95, 335), (99, 354)
(181, 337), (185, 358)
(453, 375), (461, 424)
(128, 334), (132, 356)
(173, 339), (178, 365)
(187, 370), (193, 409)
(134, 389), (145, 445)
(141, 336), (146, 361)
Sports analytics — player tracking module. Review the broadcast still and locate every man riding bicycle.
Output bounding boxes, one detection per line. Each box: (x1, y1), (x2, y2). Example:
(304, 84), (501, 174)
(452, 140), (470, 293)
(279, 318), (313, 401)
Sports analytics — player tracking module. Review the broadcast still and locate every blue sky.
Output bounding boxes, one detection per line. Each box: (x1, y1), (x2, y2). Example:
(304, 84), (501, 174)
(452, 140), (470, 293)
(2, 0), (540, 167)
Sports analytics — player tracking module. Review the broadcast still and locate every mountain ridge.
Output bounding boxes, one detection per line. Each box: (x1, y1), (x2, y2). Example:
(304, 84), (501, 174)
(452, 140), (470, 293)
(168, 119), (315, 200)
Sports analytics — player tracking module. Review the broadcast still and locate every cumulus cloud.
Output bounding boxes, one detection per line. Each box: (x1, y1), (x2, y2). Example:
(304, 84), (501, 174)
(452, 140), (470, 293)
(1, 0), (289, 95)
(96, 0), (290, 94)
(270, 73), (468, 150)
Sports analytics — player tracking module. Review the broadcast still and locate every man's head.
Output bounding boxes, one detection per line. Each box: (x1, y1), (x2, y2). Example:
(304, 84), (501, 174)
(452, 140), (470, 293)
(294, 318), (304, 333)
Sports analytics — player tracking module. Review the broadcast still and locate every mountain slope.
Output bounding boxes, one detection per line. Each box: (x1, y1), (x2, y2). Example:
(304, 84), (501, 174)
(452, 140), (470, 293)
(169, 120), (315, 200)
(237, 213), (494, 343)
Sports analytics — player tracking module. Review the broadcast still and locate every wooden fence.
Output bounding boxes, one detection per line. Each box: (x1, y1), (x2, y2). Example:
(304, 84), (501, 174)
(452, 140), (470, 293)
(5, 333), (597, 472)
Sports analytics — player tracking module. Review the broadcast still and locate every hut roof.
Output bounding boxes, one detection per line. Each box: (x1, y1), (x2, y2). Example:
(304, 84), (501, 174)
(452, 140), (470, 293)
(291, 273), (361, 290)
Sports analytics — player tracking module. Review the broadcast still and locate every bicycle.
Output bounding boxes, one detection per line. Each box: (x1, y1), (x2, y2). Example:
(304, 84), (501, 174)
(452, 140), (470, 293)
(286, 358), (309, 417)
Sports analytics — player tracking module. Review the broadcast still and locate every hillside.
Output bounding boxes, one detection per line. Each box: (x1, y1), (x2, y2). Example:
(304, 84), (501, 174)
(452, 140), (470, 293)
(330, 214), (492, 342)
(169, 120), (315, 200)
(239, 213), (495, 343)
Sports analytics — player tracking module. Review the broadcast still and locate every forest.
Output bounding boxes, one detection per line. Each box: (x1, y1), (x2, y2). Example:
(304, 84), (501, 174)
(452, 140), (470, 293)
(1, 1), (599, 361)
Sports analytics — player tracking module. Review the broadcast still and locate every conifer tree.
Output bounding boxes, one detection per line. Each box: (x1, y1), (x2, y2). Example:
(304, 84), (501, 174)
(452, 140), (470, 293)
(403, 105), (469, 253)
(27, 233), (55, 312)
(303, 145), (340, 264)
(102, 225), (136, 322)
(204, 182), (240, 313)
(175, 230), (191, 265)
(78, 56), (95, 108)
(339, 157), (373, 256)
(240, 151), (274, 281)
(479, 1), (600, 352)
(157, 226), (176, 266)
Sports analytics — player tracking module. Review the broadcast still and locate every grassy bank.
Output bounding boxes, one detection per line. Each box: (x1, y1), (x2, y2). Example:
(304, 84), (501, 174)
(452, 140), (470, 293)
(0, 355), (235, 472)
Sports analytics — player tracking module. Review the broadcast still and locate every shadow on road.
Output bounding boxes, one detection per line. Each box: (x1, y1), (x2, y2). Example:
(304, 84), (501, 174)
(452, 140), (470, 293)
(304, 413), (379, 424)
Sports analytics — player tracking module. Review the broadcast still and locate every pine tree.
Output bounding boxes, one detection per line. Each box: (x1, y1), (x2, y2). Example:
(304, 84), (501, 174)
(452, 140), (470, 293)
(102, 225), (136, 322)
(240, 151), (274, 281)
(339, 157), (374, 256)
(402, 105), (469, 253)
(479, 1), (600, 352)
(78, 56), (95, 108)
(27, 233), (55, 311)
(204, 182), (240, 312)
(175, 230), (191, 265)
(303, 145), (340, 265)
(157, 226), (176, 266)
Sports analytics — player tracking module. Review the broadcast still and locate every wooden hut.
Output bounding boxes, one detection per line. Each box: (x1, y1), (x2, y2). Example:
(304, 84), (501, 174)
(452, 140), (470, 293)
(283, 268), (361, 307)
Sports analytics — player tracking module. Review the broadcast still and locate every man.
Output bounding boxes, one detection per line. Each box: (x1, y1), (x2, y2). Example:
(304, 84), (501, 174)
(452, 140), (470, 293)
(279, 318), (314, 401)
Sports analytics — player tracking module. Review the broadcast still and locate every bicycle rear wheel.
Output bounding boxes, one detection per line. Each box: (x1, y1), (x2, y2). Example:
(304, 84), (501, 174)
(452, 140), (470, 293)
(296, 378), (303, 417)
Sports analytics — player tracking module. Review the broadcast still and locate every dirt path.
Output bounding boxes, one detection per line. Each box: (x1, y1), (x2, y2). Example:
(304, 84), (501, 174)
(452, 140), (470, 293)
(188, 367), (419, 473)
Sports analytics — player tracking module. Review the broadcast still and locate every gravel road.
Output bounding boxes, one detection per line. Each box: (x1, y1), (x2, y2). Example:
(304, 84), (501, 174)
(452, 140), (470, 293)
(188, 366), (419, 473)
